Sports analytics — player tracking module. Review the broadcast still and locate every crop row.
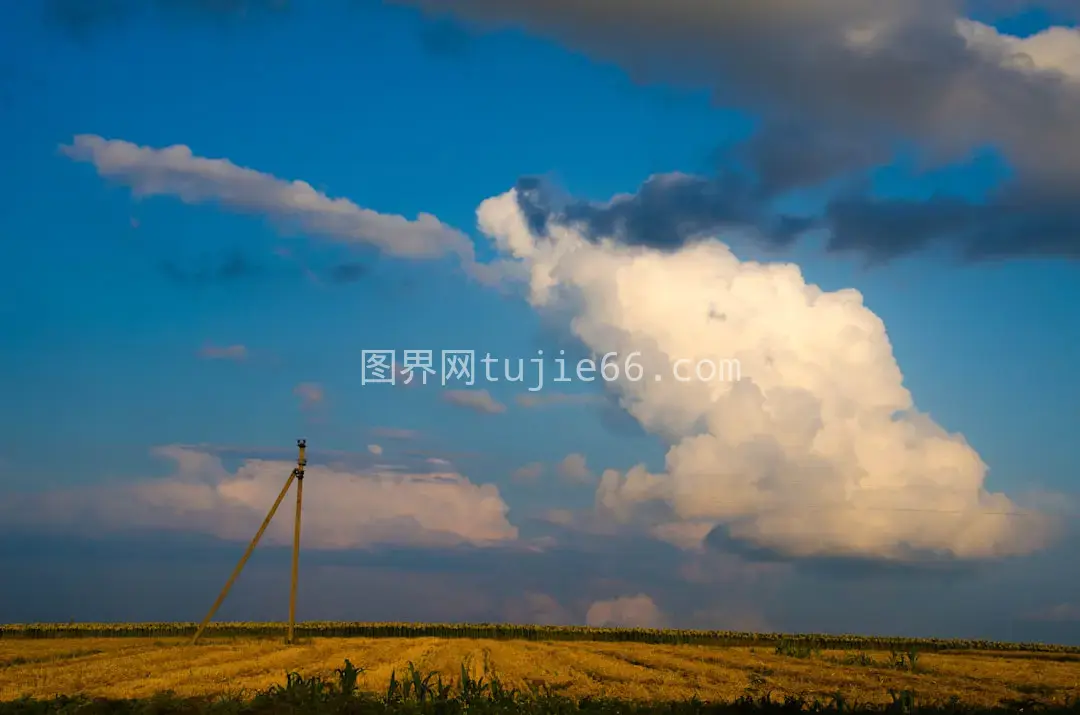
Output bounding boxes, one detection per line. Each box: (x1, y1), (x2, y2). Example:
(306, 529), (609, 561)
(1, 621), (1078, 653)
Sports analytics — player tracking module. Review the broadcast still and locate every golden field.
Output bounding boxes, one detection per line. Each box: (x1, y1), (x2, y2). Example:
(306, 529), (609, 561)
(2, 636), (1079, 707)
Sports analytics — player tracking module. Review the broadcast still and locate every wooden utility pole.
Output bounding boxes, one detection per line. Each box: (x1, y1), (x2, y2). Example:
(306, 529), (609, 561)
(191, 439), (307, 645)
(288, 439), (306, 644)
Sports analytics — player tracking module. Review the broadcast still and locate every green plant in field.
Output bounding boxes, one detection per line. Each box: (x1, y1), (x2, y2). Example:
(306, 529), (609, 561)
(887, 649), (922, 672)
(385, 667), (399, 702)
(334, 659), (363, 697)
(258, 670), (332, 707)
(736, 691), (810, 712)
(886, 688), (917, 714)
(841, 651), (877, 667)
(457, 659), (491, 704)
(775, 638), (820, 658)
(408, 661), (440, 702)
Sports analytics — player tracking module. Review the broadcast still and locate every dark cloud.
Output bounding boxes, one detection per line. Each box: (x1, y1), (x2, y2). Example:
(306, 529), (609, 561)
(6, 525), (1080, 642)
(704, 523), (987, 582)
(162, 249), (375, 289)
(327, 261), (369, 284)
(726, 120), (890, 199)
(515, 173), (813, 253)
(826, 185), (1080, 262)
(158, 249), (260, 285)
(0, 530), (691, 625)
(402, 0), (1080, 262)
(515, 156), (1080, 264)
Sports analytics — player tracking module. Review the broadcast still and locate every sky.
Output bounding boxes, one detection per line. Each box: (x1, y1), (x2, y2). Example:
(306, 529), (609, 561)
(1, 0), (1079, 642)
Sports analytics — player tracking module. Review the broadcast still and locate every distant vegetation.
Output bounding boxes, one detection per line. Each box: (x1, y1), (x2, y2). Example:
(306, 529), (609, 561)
(2, 622), (1079, 654)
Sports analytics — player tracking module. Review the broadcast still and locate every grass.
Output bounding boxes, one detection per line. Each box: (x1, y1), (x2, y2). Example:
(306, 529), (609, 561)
(1, 635), (1080, 709)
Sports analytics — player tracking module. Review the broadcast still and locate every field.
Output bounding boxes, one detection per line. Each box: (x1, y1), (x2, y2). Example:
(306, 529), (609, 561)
(3, 624), (1080, 713)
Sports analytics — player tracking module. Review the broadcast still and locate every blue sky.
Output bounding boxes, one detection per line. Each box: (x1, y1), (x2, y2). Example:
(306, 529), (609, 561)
(1, 0), (1079, 639)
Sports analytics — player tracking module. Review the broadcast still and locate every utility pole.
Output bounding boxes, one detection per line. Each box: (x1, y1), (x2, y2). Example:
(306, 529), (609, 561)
(288, 439), (306, 645)
(191, 439), (307, 646)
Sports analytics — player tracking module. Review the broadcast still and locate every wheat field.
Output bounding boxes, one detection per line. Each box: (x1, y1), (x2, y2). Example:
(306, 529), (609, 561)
(2, 636), (1080, 707)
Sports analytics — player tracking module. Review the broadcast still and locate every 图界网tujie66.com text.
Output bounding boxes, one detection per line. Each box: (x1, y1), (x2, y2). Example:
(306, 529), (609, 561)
(360, 349), (741, 392)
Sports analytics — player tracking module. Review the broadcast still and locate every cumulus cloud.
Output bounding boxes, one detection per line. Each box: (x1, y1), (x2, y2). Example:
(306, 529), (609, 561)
(58, 135), (489, 270)
(504, 592), (574, 625)
(958, 20), (1080, 83)
(198, 342), (248, 361)
(586, 594), (666, 628)
(1, 445), (517, 549)
(442, 389), (506, 414)
(474, 187), (1057, 562)
(403, 0), (1080, 261)
(556, 453), (593, 484)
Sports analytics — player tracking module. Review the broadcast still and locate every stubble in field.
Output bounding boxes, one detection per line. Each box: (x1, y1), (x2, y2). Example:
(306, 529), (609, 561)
(2, 638), (1079, 706)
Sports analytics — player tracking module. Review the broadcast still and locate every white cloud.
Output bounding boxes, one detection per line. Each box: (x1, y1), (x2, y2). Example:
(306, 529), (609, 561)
(958, 20), (1080, 82)
(474, 187), (1057, 561)
(371, 427), (420, 440)
(198, 342), (248, 361)
(512, 462), (544, 483)
(586, 594), (666, 628)
(2, 446), (518, 549)
(504, 592), (573, 625)
(294, 382), (324, 409)
(544, 509), (575, 526)
(556, 453), (593, 484)
(443, 389), (506, 414)
(58, 135), (482, 266)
